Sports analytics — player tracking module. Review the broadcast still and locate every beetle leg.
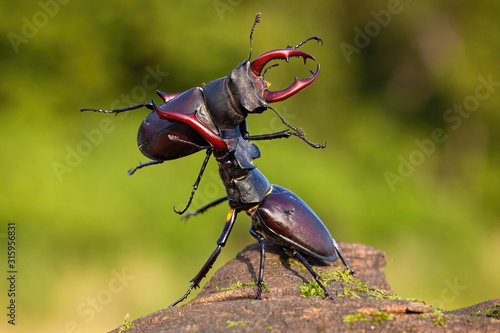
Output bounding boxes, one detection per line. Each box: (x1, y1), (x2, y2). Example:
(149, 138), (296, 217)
(332, 238), (356, 275)
(243, 126), (325, 149)
(81, 91), (183, 114)
(287, 131), (326, 149)
(243, 129), (294, 141)
(292, 250), (332, 299)
(80, 102), (153, 114)
(239, 119), (291, 142)
(249, 227), (266, 300)
(127, 160), (163, 175)
(182, 196), (228, 222)
(269, 106), (326, 148)
(174, 150), (213, 215)
(169, 209), (239, 308)
(244, 129), (325, 148)
(240, 109), (326, 149)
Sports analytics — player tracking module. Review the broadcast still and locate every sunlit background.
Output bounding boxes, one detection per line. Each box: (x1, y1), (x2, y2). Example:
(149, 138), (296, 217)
(1, 1), (499, 332)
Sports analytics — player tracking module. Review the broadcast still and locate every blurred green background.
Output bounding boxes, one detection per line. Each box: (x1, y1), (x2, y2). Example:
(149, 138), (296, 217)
(1, 0), (499, 331)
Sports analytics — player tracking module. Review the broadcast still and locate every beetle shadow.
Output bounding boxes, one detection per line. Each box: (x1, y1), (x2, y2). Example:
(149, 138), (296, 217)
(237, 239), (330, 285)
(275, 246), (331, 285)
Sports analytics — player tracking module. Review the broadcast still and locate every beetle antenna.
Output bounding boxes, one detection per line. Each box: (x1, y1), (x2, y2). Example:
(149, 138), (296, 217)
(289, 36), (323, 50)
(269, 106), (326, 149)
(248, 12), (262, 60)
(174, 150), (212, 215)
(262, 63), (279, 79)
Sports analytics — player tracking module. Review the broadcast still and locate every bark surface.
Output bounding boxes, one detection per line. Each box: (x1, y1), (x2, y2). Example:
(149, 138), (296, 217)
(110, 241), (500, 332)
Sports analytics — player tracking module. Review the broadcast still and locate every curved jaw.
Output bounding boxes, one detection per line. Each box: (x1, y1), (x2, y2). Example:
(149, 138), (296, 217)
(250, 49), (320, 103)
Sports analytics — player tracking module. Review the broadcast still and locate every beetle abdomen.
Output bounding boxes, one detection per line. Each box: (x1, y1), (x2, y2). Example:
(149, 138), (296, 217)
(252, 185), (338, 261)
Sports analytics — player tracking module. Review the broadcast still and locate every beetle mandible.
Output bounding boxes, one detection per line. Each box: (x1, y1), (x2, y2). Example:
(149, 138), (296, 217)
(81, 13), (324, 213)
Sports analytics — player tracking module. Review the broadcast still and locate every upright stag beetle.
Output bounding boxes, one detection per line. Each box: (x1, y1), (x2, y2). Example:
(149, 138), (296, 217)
(81, 13), (324, 213)
(81, 13), (355, 307)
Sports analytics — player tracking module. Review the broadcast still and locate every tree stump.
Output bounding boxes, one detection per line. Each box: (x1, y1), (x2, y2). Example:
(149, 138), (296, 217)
(110, 241), (500, 332)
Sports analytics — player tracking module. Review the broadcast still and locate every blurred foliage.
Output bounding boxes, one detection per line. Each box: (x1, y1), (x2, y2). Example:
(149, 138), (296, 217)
(1, 1), (499, 332)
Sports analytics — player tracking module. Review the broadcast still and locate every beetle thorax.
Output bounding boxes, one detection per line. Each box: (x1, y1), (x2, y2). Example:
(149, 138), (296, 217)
(202, 77), (246, 130)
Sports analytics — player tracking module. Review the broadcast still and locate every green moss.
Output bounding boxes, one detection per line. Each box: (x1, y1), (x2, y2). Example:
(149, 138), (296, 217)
(118, 313), (133, 333)
(343, 311), (368, 323)
(265, 325), (273, 331)
(215, 280), (269, 293)
(370, 310), (396, 326)
(341, 284), (361, 299)
(343, 310), (395, 326)
(271, 258), (281, 266)
(226, 320), (248, 328)
(432, 313), (449, 327)
(420, 310), (449, 327)
(472, 303), (500, 320)
(288, 257), (306, 270)
(299, 280), (327, 297)
(320, 267), (423, 302)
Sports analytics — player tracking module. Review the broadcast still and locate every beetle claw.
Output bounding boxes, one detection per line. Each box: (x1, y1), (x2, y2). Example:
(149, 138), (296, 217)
(250, 48), (321, 103)
(249, 35), (323, 103)
(250, 49), (316, 77)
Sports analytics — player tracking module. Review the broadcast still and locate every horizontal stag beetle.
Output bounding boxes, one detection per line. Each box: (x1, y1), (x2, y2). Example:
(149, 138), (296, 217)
(156, 117), (355, 307)
(81, 13), (324, 213)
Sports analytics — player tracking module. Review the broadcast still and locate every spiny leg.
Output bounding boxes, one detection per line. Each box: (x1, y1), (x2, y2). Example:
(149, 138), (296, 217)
(161, 136), (222, 215)
(332, 238), (356, 275)
(182, 196), (228, 221)
(243, 129), (295, 141)
(269, 106), (326, 148)
(169, 209), (239, 308)
(249, 227), (266, 300)
(80, 102), (153, 114)
(243, 107), (326, 148)
(128, 160), (163, 175)
(239, 119), (325, 149)
(240, 118), (295, 142)
(292, 250), (332, 299)
(174, 149), (213, 215)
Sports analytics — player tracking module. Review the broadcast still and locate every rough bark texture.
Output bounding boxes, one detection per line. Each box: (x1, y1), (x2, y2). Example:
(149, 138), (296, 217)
(110, 241), (500, 332)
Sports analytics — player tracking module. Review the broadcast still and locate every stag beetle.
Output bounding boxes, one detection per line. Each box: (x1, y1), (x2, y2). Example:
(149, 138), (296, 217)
(81, 13), (324, 213)
(159, 120), (355, 307)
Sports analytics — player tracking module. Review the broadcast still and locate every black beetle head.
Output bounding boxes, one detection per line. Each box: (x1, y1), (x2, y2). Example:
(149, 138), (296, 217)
(227, 60), (269, 114)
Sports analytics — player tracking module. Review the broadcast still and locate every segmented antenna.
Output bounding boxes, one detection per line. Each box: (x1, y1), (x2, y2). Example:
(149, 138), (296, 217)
(262, 63), (279, 78)
(248, 12), (262, 60)
(292, 36), (323, 49)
